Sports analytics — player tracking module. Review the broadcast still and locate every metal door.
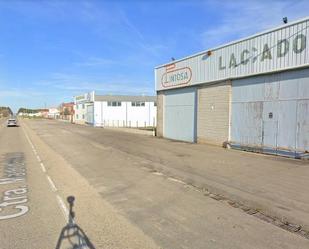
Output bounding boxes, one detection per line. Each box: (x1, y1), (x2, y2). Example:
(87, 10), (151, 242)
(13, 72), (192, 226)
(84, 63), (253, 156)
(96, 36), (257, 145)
(86, 104), (94, 124)
(262, 101), (278, 149)
(297, 100), (309, 151)
(277, 100), (297, 151)
(164, 87), (197, 142)
(231, 102), (263, 146)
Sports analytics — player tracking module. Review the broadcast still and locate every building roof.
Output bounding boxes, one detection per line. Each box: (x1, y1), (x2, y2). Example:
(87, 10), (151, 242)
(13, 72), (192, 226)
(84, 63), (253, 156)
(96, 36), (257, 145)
(155, 16), (309, 69)
(61, 102), (74, 107)
(94, 95), (156, 102)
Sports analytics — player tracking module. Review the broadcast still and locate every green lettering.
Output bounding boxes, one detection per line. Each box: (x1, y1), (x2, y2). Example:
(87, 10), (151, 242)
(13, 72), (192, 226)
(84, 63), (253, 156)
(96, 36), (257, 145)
(261, 44), (272, 61)
(229, 53), (237, 68)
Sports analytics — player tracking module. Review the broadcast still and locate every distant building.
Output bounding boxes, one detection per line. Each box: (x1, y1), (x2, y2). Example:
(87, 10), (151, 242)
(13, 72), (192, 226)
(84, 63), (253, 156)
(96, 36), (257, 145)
(37, 109), (49, 118)
(73, 91), (157, 127)
(48, 108), (60, 119)
(0, 107), (13, 117)
(59, 102), (74, 122)
(17, 108), (48, 118)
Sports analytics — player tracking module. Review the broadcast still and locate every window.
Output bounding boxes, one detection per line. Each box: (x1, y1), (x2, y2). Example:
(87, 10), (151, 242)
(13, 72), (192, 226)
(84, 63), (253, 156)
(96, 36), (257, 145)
(82, 104), (85, 109)
(76, 114), (79, 119)
(131, 101), (145, 107)
(76, 105), (79, 110)
(154, 102), (157, 106)
(82, 114), (85, 119)
(108, 101), (121, 106)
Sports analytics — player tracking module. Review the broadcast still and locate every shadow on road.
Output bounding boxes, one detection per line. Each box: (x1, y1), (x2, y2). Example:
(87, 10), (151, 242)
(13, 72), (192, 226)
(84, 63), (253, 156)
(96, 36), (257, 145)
(55, 196), (96, 249)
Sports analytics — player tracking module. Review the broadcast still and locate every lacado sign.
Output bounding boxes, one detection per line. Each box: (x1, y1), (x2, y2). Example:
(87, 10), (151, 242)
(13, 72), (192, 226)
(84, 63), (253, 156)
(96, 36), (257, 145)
(218, 34), (306, 70)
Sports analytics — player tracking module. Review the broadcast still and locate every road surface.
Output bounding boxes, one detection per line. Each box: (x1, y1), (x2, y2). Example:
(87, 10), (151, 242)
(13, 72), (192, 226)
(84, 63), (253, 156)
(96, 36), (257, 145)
(0, 117), (308, 249)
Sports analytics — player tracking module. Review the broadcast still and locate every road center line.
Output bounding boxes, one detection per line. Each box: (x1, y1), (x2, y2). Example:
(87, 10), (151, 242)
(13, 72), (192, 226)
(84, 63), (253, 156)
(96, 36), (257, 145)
(40, 162), (46, 173)
(46, 175), (57, 192)
(56, 195), (69, 222)
(22, 124), (69, 224)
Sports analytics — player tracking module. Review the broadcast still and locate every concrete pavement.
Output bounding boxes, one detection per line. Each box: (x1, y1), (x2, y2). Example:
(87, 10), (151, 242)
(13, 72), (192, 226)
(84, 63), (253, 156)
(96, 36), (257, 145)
(18, 118), (309, 249)
(0, 118), (161, 249)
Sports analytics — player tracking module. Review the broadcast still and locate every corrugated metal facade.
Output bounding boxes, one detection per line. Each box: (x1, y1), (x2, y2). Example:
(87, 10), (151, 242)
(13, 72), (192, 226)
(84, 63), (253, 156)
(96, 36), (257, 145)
(155, 17), (309, 157)
(231, 68), (309, 156)
(156, 18), (308, 91)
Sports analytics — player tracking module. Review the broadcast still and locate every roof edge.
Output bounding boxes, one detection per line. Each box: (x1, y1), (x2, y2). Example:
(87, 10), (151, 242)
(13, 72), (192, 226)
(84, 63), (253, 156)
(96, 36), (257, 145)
(155, 16), (309, 69)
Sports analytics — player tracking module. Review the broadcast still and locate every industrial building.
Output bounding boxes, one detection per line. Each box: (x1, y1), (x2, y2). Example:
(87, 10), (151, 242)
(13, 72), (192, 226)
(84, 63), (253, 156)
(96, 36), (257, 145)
(155, 17), (309, 158)
(74, 92), (157, 128)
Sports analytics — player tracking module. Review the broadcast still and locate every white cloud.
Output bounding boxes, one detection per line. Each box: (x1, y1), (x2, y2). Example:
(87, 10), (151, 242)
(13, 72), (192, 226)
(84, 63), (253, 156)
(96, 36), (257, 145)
(200, 0), (309, 49)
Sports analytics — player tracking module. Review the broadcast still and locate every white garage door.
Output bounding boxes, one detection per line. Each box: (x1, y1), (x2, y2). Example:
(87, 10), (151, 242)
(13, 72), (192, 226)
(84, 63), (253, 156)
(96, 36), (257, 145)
(164, 87), (196, 142)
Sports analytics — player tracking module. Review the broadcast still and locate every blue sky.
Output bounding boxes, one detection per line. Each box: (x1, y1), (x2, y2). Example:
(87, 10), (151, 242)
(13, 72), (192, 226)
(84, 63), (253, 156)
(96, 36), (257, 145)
(0, 0), (308, 112)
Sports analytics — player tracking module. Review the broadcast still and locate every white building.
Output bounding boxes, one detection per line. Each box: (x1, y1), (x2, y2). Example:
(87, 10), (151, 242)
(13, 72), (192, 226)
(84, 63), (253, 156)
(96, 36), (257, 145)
(155, 17), (309, 158)
(48, 108), (60, 119)
(74, 92), (157, 128)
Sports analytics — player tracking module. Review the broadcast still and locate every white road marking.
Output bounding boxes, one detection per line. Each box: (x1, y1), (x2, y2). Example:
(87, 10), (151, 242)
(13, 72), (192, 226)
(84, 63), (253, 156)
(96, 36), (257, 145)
(167, 177), (186, 185)
(56, 195), (69, 222)
(40, 162), (46, 173)
(152, 172), (163, 176)
(46, 175), (57, 192)
(22, 124), (68, 224)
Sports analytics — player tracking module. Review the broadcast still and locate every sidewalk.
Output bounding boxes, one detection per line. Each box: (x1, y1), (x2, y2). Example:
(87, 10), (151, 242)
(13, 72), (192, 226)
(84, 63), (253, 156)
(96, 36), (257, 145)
(104, 126), (155, 136)
(133, 138), (309, 231)
(52, 118), (309, 232)
(71, 123), (309, 232)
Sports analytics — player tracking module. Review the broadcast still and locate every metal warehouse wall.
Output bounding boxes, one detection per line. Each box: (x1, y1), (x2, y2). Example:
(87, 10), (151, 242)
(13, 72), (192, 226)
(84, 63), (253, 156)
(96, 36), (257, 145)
(197, 81), (231, 146)
(155, 17), (309, 155)
(155, 18), (309, 91)
(231, 67), (309, 156)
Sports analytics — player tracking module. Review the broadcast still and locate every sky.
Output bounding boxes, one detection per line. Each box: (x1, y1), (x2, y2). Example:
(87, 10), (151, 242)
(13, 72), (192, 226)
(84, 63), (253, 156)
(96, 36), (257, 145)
(0, 0), (308, 112)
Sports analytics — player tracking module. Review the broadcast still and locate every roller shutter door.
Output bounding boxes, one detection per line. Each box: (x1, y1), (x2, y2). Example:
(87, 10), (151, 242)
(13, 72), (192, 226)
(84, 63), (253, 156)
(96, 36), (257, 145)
(164, 88), (196, 142)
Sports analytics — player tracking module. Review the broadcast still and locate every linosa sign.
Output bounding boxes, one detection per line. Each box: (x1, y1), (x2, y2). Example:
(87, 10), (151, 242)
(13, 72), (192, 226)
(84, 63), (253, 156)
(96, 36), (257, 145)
(161, 65), (192, 88)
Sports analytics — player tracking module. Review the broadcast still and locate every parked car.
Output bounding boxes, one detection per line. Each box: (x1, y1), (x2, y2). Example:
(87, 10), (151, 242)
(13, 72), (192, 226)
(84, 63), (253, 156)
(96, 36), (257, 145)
(7, 118), (18, 127)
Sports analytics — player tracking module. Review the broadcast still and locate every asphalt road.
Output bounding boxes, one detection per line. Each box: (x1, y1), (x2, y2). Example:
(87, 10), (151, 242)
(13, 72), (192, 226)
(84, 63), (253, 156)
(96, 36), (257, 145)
(5, 118), (307, 249)
(0, 118), (64, 248)
(0, 118), (160, 249)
